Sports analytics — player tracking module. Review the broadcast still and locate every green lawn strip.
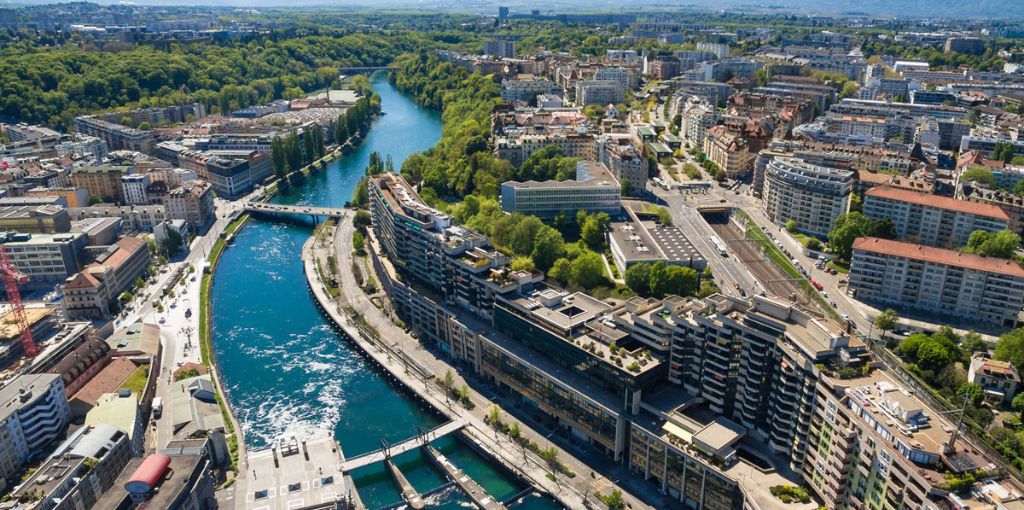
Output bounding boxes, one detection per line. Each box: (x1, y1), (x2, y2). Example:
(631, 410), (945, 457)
(197, 214), (249, 474)
(121, 366), (149, 397)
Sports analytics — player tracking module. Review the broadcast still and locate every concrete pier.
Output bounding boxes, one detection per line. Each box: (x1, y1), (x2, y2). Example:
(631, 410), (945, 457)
(422, 444), (507, 510)
(385, 457), (426, 510)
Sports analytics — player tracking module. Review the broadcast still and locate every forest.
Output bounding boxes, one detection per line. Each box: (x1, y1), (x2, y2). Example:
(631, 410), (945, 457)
(0, 30), (433, 130)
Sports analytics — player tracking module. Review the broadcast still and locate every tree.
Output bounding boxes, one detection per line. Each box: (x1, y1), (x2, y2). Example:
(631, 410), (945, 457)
(961, 331), (988, 354)
(785, 219), (799, 232)
(508, 216), (545, 256)
(570, 252), (606, 289)
(654, 207), (672, 226)
(875, 309), (898, 339)
(285, 132), (302, 171)
(916, 340), (953, 372)
(964, 229), (1021, 258)
(625, 263), (654, 296)
(272, 135), (288, 179)
(620, 178), (632, 197)
(531, 227), (565, 272)
(580, 213), (611, 251)
(1012, 393), (1024, 417)
(510, 256), (535, 272)
(828, 212), (895, 260)
(350, 209), (371, 232)
(650, 264), (698, 298)
(840, 81), (861, 99)
(995, 328), (1024, 371)
(960, 167), (997, 187)
(160, 228), (183, 255)
(548, 258), (572, 285)
(599, 490), (625, 510)
(352, 231), (366, 255)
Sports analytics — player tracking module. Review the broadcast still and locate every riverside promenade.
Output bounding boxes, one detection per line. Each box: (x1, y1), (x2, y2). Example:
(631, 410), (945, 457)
(303, 212), (660, 510)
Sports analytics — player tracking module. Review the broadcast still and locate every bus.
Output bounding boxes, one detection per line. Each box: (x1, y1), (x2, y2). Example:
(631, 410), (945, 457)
(709, 235), (728, 256)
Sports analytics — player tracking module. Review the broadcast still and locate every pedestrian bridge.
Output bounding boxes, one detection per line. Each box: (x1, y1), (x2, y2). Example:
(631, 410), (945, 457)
(244, 202), (347, 218)
(340, 419), (467, 472)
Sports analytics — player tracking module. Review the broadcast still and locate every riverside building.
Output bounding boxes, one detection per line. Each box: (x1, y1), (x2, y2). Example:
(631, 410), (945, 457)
(367, 175), (1006, 509)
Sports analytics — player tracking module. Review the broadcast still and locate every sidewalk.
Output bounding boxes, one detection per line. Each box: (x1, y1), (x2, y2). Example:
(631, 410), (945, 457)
(310, 214), (661, 510)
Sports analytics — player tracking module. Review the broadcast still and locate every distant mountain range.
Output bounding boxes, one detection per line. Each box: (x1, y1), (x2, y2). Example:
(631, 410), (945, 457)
(1, 0), (1022, 19)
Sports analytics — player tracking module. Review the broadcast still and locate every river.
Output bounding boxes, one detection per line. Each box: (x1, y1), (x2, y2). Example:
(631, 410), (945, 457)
(210, 73), (560, 509)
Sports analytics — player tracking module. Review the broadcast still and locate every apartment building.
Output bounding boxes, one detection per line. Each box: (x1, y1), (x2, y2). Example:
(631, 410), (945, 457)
(166, 181), (214, 230)
(369, 173), (490, 293)
(704, 125), (755, 178)
(500, 160), (621, 218)
(10, 423), (132, 510)
(850, 237), (1024, 327)
(0, 373), (72, 493)
(805, 369), (987, 509)
(696, 42), (731, 59)
(63, 236), (152, 319)
(0, 232), (88, 288)
(72, 116), (154, 154)
(700, 58), (761, 82)
(69, 204), (167, 233)
(120, 173), (151, 205)
(761, 156), (854, 237)
(70, 166), (128, 203)
(864, 186), (1010, 248)
(0, 204), (71, 234)
(495, 132), (595, 168)
(679, 97), (719, 149)
(25, 187), (90, 209)
(575, 80), (626, 105)
(366, 171), (1010, 509)
(598, 139), (648, 195)
(500, 76), (560, 102)
(483, 38), (516, 58)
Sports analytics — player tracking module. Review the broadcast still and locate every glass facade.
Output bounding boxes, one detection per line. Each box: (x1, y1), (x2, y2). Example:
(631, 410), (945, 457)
(479, 339), (622, 453)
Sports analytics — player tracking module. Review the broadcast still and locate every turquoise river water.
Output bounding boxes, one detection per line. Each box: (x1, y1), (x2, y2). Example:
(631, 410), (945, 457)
(210, 74), (562, 510)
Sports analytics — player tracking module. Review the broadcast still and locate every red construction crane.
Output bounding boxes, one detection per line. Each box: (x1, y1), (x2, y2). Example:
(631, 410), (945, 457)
(0, 244), (36, 357)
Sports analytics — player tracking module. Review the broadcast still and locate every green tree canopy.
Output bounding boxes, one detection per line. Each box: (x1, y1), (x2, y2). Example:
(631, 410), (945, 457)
(995, 329), (1024, 371)
(963, 230), (1021, 259)
(827, 212), (895, 261)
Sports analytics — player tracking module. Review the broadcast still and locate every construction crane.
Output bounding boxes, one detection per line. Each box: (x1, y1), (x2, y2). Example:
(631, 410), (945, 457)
(0, 244), (36, 357)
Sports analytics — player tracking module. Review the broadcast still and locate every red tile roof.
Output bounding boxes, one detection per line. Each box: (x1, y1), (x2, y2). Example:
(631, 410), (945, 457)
(853, 237), (1024, 277)
(866, 186), (1010, 220)
(70, 358), (139, 406)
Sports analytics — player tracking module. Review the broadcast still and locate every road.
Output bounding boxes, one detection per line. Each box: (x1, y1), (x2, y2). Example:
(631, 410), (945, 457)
(650, 186), (761, 297)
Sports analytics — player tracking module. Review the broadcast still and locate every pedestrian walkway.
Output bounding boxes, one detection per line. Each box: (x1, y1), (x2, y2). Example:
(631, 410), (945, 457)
(340, 419), (466, 471)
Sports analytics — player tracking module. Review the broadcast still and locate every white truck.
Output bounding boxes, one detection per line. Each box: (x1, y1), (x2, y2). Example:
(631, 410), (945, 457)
(152, 397), (163, 419)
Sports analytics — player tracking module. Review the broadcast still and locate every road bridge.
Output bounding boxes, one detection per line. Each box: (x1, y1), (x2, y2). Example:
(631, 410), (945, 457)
(340, 419), (466, 472)
(244, 202), (347, 220)
(339, 66), (398, 73)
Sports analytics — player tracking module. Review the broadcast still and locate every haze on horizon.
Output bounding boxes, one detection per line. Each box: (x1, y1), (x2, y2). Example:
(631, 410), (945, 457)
(1, 0), (1023, 20)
